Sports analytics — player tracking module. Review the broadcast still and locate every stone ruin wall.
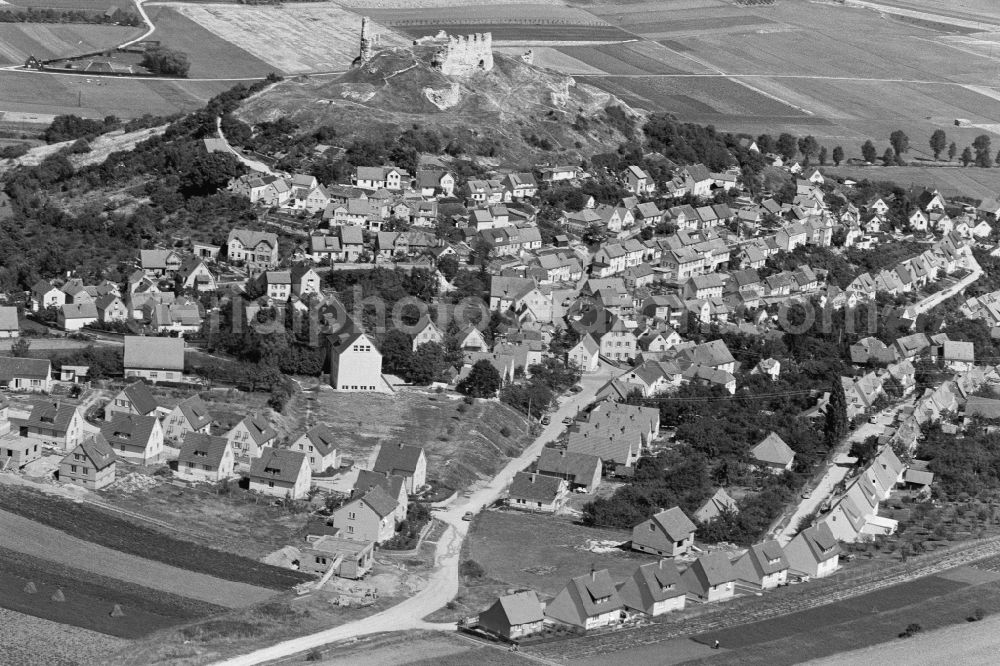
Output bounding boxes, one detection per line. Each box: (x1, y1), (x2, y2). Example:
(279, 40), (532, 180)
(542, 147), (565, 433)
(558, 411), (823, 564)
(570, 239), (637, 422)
(433, 33), (494, 76)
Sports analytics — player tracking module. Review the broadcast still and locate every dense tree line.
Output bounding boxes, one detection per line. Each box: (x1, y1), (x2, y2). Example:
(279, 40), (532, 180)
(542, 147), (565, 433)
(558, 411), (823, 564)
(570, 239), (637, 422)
(0, 8), (142, 26)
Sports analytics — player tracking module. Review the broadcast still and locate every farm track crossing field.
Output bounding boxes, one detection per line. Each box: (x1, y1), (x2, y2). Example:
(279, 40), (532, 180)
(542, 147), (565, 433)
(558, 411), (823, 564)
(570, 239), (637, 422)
(0, 24), (139, 66)
(166, 2), (408, 74)
(0, 509), (277, 608)
(0, 71), (233, 118)
(0, 488), (312, 590)
(393, 22), (633, 42)
(145, 5), (281, 78)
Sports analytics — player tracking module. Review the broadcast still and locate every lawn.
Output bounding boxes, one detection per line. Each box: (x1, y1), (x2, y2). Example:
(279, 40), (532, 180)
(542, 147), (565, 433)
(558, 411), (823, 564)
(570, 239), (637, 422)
(286, 388), (533, 490)
(463, 510), (641, 599)
(0, 487), (312, 591)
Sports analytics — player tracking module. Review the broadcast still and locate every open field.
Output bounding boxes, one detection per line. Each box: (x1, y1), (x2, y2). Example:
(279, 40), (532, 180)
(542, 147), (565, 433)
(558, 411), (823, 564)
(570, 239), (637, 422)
(287, 387), (532, 490)
(167, 2), (408, 74)
(0, 546), (225, 638)
(393, 23), (632, 42)
(0, 607), (127, 666)
(873, 0), (1000, 26)
(0, 508), (278, 608)
(144, 5), (284, 79)
(6, 0), (132, 9)
(557, 42), (706, 75)
(0, 70), (234, 118)
(0, 23), (139, 66)
(0, 487), (312, 590)
(464, 510), (641, 598)
(360, 4), (606, 25)
(819, 165), (1000, 200)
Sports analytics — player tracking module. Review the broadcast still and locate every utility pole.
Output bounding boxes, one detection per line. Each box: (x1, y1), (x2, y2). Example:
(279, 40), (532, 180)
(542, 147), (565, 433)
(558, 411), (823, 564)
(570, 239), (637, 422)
(525, 393), (532, 434)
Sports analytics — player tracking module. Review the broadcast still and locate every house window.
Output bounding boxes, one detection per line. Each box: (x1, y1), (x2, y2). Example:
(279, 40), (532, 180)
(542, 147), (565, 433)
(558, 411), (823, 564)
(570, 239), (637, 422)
(268, 481), (275, 488)
(83, 468), (89, 474)
(347, 526), (354, 534)
(70, 465), (77, 473)
(348, 512), (356, 520)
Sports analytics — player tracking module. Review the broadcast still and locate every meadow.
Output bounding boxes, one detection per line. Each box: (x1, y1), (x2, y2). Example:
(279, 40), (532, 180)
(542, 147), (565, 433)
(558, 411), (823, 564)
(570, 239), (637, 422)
(0, 23), (138, 66)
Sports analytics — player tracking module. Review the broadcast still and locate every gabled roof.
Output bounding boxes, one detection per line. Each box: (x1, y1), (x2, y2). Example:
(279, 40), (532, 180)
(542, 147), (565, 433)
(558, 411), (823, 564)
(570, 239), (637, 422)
(355, 484), (398, 518)
(509, 471), (564, 503)
(751, 432), (795, 467)
(100, 413), (159, 450)
(649, 506), (696, 541)
(797, 523), (841, 563)
(228, 229), (277, 250)
(619, 560), (683, 611)
(353, 469), (405, 501)
(249, 447), (308, 484)
(123, 336), (185, 372)
(176, 395), (212, 430)
(237, 413), (277, 445)
(177, 432), (231, 469)
(22, 401), (77, 433)
(0, 356), (50, 381)
(120, 381), (159, 416)
(536, 448), (601, 485)
(299, 423), (337, 457)
(684, 551), (736, 594)
(0, 307), (18, 332)
(373, 443), (425, 476)
(73, 434), (116, 471)
(491, 590), (544, 626)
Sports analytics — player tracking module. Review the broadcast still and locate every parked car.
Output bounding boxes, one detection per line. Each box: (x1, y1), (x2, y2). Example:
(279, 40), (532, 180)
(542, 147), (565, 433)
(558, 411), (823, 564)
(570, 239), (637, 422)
(562, 417), (573, 425)
(462, 511), (475, 521)
(541, 415), (551, 425)
(569, 385), (583, 394)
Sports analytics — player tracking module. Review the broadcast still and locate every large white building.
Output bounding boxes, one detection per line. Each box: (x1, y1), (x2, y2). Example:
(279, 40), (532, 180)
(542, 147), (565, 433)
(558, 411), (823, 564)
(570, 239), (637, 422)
(329, 329), (393, 393)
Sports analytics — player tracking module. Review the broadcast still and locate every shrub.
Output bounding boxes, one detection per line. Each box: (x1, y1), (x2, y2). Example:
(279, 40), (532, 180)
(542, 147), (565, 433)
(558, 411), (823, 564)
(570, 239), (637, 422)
(306, 649), (323, 662)
(968, 608), (986, 622)
(899, 622), (923, 638)
(499, 425), (512, 437)
(459, 559), (485, 579)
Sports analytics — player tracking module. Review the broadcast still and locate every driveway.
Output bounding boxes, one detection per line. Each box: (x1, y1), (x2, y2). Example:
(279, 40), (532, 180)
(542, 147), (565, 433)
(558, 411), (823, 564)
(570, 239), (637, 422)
(214, 364), (617, 665)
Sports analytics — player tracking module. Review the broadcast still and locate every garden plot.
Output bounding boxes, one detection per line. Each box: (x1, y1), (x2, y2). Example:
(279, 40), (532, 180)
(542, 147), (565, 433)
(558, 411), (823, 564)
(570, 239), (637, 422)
(167, 2), (409, 74)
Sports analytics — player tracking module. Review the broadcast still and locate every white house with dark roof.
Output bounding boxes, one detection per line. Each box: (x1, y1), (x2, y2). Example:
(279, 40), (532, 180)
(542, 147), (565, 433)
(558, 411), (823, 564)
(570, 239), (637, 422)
(617, 559), (685, 616)
(507, 471), (568, 512)
(59, 434), (117, 490)
(100, 413), (164, 465)
(57, 302), (98, 331)
(536, 448), (602, 492)
(17, 401), (83, 450)
(332, 485), (398, 543)
(681, 551), (736, 602)
(567, 333), (600, 373)
(631, 507), (696, 557)
(105, 381), (160, 421)
(372, 442), (426, 493)
(123, 336), (185, 383)
(784, 523), (841, 578)
(545, 569), (624, 630)
(0, 357), (52, 393)
(226, 413), (278, 460)
(733, 539), (789, 590)
(176, 433), (234, 483)
(248, 447), (312, 499)
(227, 229), (279, 271)
(694, 488), (739, 524)
(411, 317), (444, 352)
(751, 432), (795, 474)
(31, 279), (65, 312)
(290, 424), (340, 473)
(353, 469), (407, 523)
(162, 395), (212, 443)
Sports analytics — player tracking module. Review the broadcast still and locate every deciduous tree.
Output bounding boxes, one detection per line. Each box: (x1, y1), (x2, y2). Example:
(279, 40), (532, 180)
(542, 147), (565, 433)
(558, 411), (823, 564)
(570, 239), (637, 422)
(861, 140), (877, 163)
(961, 146), (974, 166)
(889, 130), (909, 157)
(929, 129), (947, 160)
(777, 133), (798, 161)
(973, 134), (992, 167)
(832, 146), (844, 166)
(457, 359), (502, 398)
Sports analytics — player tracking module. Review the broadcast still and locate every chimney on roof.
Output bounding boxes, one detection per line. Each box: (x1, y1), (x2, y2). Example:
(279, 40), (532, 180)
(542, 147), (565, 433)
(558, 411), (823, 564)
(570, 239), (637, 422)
(590, 565), (596, 581)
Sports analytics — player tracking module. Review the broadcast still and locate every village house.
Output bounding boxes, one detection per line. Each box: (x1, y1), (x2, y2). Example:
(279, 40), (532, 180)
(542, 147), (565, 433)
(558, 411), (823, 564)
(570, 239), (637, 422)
(100, 414), (164, 465)
(31, 279), (66, 312)
(478, 591), (546, 641)
(140, 249), (182, 277)
(58, 302), (98, 331)
(631, 507), (696, 557)
(123, 336), (185, 383)
(693, 488), (739, 523)
(162, 395), (212, 443)
(248, 447), (312, 500)
(332, 485), (398, 544)
(372, 442), (427, 493)
(290, 424), (340, 473)
(617, 559), (685, 616)
(227, 229), (279, 271)
(681, 551), (737, 603)
(0, 307), (18, 338)
(733, 540), (789, 590)
(507, 471), (568, 512)
(300, 535), (375, 579)
(353, 469), (408, 523)
(0, 433), (41, 469)
(535, 448), (602, 493)
(104, 380), (160, 421)
(0, 357), (52, 393)
(750, 432), (796, 474)
(784, 523), (841, 578)
(353, 165), (409, 191)
(17, 401), (84, 451)
(95, 294), (129, 324)
(59, 434), (117, 490)
(545, 569), (625, 630)
(226, 413), (278, 460)
(176, 433), (235, 483)
(411, 317), (444, 352)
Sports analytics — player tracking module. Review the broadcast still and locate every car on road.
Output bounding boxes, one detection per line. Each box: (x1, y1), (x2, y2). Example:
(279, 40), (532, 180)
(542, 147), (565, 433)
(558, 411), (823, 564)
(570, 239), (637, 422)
(869, 415), (879, 424)
(541, 415), (551, 425)
(462, 511), (475, 521)
(569, 385), (583, 393)
(562, 416), (573, 425)
(801, 490), (812, 499)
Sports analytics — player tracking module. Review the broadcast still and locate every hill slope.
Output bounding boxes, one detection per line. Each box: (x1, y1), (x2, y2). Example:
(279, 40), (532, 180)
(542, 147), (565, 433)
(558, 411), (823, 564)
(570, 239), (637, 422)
(237, 44), (640, 164)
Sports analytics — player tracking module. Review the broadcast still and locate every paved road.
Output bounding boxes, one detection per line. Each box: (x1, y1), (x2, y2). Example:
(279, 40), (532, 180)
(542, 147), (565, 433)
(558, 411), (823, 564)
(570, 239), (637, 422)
(775, 405), (903, 545)
(213, 365), (616, 666)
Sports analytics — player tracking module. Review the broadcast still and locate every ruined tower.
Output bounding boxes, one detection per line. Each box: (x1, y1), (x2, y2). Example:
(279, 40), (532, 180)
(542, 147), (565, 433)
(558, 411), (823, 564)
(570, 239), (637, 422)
(353, 16), (377, 66)
(431, 33), (494, 76)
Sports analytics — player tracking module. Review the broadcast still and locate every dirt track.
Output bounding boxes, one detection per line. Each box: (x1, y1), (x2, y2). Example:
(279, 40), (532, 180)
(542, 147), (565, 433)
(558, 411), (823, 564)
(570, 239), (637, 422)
(0, 509), (274, 608)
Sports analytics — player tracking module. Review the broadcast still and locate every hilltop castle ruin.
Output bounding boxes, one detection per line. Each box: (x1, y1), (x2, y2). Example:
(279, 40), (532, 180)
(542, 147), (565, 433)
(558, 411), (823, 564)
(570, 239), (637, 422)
(430, 33), (494, 76)
(352, 16), (379, 66)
